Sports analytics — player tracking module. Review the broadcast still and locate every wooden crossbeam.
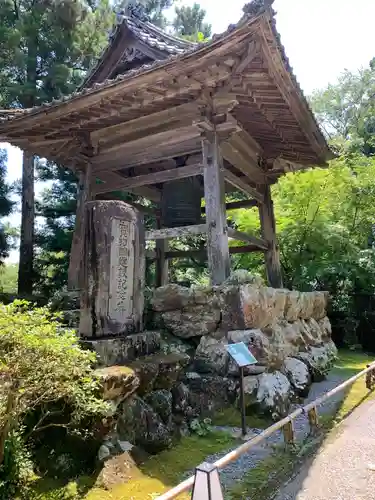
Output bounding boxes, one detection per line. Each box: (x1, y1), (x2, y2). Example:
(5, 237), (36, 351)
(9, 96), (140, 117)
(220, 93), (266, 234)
(201, 199), (258, 213)
(223, 169), (264, 203)
(90, 103), (199, 144)
(146, 244), (262, 260)
(93, 163), (203, 195)
(145, 223), (207, 240)
(92, 126), (201, 172)
(94, 172), (161, 201)
(227, 227), (268, 250)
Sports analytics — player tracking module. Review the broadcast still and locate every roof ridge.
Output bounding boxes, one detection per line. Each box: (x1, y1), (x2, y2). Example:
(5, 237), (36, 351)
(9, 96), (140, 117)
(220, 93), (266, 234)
(141, 19), (197, 48)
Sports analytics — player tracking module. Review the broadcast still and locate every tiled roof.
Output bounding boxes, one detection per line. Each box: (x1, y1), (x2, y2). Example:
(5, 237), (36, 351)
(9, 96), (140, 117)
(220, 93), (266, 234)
(121, 14), (197, 55)
(0, 0), (319, 143)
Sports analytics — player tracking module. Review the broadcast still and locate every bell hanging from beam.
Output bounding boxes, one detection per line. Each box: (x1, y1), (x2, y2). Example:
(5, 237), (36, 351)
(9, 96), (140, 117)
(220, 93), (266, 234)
(161, 176), (203, 228)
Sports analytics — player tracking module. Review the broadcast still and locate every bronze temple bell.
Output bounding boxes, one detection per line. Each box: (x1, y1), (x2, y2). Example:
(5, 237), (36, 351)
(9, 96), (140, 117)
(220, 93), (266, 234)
(161, 158), (203, 228)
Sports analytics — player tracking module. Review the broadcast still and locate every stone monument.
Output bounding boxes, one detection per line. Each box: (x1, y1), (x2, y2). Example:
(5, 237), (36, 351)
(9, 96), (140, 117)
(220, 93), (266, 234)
(79, 201), (145, 338)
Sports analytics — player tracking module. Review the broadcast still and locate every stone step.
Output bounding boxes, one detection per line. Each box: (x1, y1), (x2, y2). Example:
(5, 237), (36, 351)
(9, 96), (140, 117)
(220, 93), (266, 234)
(129, 352), (191, 394)
(81, 331), (162, 366)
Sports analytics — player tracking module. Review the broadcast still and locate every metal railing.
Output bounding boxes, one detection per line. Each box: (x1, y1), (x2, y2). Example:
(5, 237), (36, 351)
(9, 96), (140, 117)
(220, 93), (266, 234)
(156, 361), (375, 500)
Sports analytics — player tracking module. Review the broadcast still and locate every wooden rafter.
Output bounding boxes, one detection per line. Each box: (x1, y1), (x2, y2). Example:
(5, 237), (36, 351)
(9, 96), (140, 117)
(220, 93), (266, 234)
(223, 169), (264, 203)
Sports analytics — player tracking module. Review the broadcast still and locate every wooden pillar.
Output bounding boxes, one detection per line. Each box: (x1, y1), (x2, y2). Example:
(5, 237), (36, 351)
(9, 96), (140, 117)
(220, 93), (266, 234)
(68, 164), (92, 290)
(155, 213), (168, 287)
(202, 132), (230, 285)
(258, 183), (283, 288)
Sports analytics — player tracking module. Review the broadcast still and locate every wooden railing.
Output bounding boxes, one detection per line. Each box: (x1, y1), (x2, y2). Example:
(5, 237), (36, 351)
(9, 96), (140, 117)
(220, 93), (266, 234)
(156, 361), (375, 500)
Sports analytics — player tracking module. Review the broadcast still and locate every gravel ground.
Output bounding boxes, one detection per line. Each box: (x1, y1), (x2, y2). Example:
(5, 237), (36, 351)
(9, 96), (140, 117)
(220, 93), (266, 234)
(184, 372), (349, 493)
(273, 399), (375, 500)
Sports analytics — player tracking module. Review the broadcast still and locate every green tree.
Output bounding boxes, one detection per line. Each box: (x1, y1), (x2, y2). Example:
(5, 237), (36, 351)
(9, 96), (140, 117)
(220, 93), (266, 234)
(0, 0), (114, 295)
(33, 0), (177, 297)
(310, 59), (375, 156)
(0, 301), (108, 468)
(231, 154), (375, 345)
(0, 150), (14, 263)
(173, 3), (211, 39)
(0, 264), (18, 294)
(114, 0), (175, 28)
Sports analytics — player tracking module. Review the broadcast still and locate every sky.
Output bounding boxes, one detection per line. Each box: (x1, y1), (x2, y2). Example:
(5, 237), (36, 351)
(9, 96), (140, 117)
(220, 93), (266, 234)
(2, 0), (375, 263)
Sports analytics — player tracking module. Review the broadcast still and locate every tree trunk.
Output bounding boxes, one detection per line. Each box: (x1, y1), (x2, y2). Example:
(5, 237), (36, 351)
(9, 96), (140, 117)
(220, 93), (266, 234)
(18, 152), (35, 295)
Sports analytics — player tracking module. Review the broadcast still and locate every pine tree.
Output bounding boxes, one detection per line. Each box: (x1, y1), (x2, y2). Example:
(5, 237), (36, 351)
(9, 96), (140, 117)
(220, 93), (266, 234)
(0, 0), (114, 294)
(0, 149), (15, 262)
(173, 3), (211, 39)
(34, 0), (176, 296)
(114, 0), (175, 28)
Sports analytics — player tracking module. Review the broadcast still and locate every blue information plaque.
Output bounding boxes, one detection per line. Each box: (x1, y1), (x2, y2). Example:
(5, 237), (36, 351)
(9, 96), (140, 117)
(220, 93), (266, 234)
(226, 342), (257, 368)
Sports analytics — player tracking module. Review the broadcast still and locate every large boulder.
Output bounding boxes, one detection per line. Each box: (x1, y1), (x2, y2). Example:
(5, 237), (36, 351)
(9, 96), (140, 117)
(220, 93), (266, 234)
(94, 366), (140, 402)
(281, 320), (306, 349)
(281, 357), (311, 397)
(130, 352), (191, 393)
(161, 305), (221, 338)
(96, 451), (143, 489)
(194, 336), (228, 375)
(81, 331), (161, 367)
(284, 290), (302, 322)
(295, 341), (338, 381)
(227, 329), (270, 371)
(171, 382), (196, 418)
(183, 372), (238, 416)
(318, 316), (332, 341)
(152, 284), (193, 312)
(300, 318), (324, 346)
(159, 331), (195, 356)
(242, 371), (293, 419)
(239, 286), (287, 329)
(144, 390), (173, 426)
(312, 292), (328, 320)
(299, 292), (315, 320)
(259, 322), (301, 368)
(117, 396), (172, 453)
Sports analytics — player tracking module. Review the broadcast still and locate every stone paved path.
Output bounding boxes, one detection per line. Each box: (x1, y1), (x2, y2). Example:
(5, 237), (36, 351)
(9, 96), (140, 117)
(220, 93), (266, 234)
(274, 398), (375, 500)
(184, 371), (350, 495)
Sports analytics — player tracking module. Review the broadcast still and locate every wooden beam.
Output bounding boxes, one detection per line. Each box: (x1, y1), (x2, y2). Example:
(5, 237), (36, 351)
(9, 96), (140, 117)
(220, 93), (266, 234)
(94, 137), (202, 173)
(94, 172), (161, 201)
(145, 223), (207, 240)
(221, 141), (266, 185)
(146, 244), (262, 260)
(93, 163), (203, 195)
(68, 165), (92, 290)
(233, 40), (259, 75)
(258, 184), (283, 288)
(227, 227), (268, 250)
(223, 169), (264, 203)
(90, 103), (199, 145)
(201, 198), (258, 214)
(92, 126), (201, 172)
(202, 132), (231, 285)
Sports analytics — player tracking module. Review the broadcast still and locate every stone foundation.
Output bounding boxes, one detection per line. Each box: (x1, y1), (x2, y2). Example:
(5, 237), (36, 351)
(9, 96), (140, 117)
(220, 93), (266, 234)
(55, 276), (337, 457)
(87, 278), (337, 458)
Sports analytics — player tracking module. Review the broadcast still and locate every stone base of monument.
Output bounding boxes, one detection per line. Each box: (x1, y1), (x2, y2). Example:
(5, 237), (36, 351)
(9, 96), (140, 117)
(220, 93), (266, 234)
(81, 331), (162, 366)
(82, 274), (338, 458)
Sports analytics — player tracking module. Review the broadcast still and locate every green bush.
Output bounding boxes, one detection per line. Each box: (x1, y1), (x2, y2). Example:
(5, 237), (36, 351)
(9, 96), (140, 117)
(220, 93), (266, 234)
(0, 301), (109, 493)
(0, 431), (33, 500)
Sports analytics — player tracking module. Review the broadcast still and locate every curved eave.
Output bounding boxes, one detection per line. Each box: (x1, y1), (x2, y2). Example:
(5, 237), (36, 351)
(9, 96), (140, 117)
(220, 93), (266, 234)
(0, 10), (332, 166)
